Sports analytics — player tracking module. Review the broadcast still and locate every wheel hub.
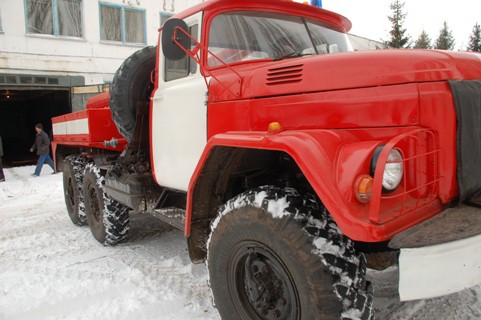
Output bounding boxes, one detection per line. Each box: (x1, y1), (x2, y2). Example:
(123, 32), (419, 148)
(66, 177), (75, 207)
(230, 242), (299, 320)
(87, 186), (101, 222)
(245, 254), (286, 318)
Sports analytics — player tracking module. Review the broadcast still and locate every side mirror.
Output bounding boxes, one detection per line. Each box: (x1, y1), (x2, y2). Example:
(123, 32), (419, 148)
(162, 18), (189, 61)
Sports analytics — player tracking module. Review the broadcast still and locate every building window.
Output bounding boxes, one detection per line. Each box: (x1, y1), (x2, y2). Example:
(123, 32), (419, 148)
(25, 0), (83, 37)
(100, 3), (146, 44)
(160, 12), (172, 27)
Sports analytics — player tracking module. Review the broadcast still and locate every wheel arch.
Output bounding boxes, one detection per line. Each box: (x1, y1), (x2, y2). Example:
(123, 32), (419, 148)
(53, 143), (85, 172)
(185, 130), (360, 263)
(53, 143), (122, 172)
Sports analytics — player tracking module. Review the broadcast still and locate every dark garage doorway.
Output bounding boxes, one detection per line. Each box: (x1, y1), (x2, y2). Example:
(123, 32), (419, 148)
(0, 88), (71, 166)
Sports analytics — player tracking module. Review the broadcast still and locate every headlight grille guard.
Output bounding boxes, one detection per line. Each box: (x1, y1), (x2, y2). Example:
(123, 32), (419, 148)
(369, 128), (440, 224)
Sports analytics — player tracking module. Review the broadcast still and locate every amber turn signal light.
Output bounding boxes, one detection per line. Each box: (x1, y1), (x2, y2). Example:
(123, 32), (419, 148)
(354, 175), (373, 203)
(268, 122), (282, 132)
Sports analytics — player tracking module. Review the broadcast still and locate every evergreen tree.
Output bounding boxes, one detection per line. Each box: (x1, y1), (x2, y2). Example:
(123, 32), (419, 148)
(468, 23), (481, 52)
(414, 29), (432, 49)
(434, 21), (455, 50)
(384, 0), (410, 48)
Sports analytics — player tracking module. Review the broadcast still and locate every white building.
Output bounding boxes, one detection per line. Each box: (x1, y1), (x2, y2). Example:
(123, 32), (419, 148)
(349, 34), (384, 51)
(0, 0), (200, 164)
(0, 0), (199, 85)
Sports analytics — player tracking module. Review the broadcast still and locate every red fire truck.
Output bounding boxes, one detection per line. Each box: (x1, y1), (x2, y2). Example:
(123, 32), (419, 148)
(51, 0), (481, 319)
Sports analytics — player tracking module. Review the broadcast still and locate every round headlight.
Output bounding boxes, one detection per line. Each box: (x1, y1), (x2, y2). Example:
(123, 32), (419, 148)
(371, 146), (404, 192)
(382, 149), (404, 191)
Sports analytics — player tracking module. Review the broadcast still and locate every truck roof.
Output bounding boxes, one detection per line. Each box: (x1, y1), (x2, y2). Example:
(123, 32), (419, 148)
(171, 0), (351, 33)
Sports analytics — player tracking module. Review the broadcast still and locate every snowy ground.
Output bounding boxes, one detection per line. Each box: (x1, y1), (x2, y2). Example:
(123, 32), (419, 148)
(1, 165), (481, 320)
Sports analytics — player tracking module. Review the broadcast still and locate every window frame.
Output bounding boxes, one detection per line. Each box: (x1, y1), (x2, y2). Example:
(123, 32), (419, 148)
(164, 24), (199, 82)
(24, 0), (83, 38)
(160, 12), (173, 27)
(99, 2), (146, 44)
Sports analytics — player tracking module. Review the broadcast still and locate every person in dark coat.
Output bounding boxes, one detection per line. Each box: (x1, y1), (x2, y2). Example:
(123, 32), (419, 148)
(30, 123), (55, 176)
(0, 135), (4, 182)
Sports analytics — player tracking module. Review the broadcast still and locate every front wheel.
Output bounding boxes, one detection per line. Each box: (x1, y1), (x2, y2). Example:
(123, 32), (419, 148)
(207, 186), (373, 320)
(83, 163), (130, 245)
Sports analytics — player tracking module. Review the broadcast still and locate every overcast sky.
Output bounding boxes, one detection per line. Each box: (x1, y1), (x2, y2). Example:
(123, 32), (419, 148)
(316, 0), (481, 50)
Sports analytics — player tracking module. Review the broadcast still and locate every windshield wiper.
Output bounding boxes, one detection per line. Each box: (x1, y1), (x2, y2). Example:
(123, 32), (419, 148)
(273, 50), (311, 61)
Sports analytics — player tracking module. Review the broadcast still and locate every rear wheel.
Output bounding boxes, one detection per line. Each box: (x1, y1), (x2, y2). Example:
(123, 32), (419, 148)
(207, 186), (373, 320)
(83, 163), (130, 245)
(63, 155), (87, 226)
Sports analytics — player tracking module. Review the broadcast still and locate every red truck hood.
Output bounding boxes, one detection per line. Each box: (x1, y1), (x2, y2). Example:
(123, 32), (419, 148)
(209, 49), (481, 101)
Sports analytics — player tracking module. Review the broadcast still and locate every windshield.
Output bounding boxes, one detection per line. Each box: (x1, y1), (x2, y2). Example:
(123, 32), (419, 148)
(208, 11), (353, 67)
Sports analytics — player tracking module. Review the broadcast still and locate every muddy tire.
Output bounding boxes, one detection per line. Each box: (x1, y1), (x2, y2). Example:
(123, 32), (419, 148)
(207, 186), (373, 320)
(63, 155), (87, 226)
(83, 163), (130, 245)
(110, 46), (156, 142)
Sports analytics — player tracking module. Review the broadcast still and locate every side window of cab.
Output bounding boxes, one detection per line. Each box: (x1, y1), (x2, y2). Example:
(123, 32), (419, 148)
(164, 24), (198, 81)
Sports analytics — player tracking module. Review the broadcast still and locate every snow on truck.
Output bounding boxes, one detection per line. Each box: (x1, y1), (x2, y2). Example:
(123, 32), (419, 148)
(51, 0), (481, 319)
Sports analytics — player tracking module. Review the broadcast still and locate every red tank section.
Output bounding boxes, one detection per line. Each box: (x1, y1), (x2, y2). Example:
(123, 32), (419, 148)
(51, 92), (126, 151)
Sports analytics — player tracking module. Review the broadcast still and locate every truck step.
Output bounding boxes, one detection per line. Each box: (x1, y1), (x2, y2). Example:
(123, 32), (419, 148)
(389, 204), (481, 248)
(151, 208), (186, 230)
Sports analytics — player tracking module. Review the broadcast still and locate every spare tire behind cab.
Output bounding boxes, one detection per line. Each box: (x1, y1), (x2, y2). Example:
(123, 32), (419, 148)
(110, 46), (157, 142)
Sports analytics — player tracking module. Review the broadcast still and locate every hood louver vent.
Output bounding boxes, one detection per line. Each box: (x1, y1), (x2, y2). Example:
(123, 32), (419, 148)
(266, 64), (303, 86)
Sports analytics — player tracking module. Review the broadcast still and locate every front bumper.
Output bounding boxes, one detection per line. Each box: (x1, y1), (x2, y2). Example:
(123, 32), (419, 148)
(398, 232), (481, 301)
(389, 205), (481, 301)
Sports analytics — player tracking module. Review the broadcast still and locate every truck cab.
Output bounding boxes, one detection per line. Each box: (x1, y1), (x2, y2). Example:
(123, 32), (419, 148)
(152, 2), (353, 191)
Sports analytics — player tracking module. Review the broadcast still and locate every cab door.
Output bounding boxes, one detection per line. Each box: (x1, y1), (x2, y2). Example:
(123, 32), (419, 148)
(151, 12), (206, 191)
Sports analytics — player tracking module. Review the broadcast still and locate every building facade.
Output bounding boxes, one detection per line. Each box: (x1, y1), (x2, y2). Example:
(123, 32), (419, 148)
(0, 0), (198, 86)
(0, 0), (200, 164)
